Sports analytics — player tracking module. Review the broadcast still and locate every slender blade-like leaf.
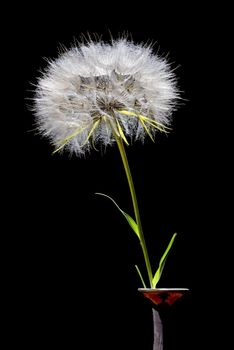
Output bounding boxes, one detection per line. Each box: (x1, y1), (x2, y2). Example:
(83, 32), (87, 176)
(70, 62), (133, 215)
(138, 115), (155, 142)
(115, 118), (129, 145)
(123, 212), (140, 238)
(52, 124), (90, 154)
(95, 192), (140, 239)
(152, 233), (177, 288)
(83, 119), (100, 146)
(135, 265), (147, 288)
(117, 109), (171, 131)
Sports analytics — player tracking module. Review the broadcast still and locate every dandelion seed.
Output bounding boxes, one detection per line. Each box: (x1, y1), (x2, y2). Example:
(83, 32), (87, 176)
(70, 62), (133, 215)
(33, 38), (179, 156)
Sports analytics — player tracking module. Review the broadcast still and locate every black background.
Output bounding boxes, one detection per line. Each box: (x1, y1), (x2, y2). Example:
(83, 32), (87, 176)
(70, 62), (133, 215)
(15, 1), (228, 349)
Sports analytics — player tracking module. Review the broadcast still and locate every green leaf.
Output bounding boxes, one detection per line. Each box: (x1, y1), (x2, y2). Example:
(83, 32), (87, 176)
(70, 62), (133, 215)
(123, 212), (139, 238)
(135, 265), (146, 288)
(115, 118), (129, 145)
(95, 193), (140, 239)
(52, 124), (90, 154)
(83, 119), (101, 146)
(138, 115), (155, 142)
(117, 109), (171, 132)
(152, 233), (177, 288)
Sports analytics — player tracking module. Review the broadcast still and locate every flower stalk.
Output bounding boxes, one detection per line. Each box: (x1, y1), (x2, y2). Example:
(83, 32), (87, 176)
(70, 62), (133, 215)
(114, 132), (153, 287)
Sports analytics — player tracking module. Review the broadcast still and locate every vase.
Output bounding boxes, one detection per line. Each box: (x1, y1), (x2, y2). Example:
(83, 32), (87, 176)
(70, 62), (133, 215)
(138, 288), (189, 350)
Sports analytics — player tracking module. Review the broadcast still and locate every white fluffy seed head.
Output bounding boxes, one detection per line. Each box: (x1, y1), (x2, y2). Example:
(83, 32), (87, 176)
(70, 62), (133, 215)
(34, 38), (180, 156)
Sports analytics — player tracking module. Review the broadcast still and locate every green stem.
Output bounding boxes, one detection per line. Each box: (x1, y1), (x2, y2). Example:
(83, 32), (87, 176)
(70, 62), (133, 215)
(114, 135), (153, 287)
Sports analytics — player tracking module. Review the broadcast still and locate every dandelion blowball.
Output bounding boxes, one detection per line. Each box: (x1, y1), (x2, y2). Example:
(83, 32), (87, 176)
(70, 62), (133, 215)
(34, 39), (179, 156)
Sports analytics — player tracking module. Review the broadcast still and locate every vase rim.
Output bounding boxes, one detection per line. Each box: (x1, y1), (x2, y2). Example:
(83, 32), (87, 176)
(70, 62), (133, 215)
(138, 288), (189, 291)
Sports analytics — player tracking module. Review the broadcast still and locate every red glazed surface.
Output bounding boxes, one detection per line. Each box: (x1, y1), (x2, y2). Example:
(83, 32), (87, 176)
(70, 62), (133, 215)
(138, 288), (189, 306)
